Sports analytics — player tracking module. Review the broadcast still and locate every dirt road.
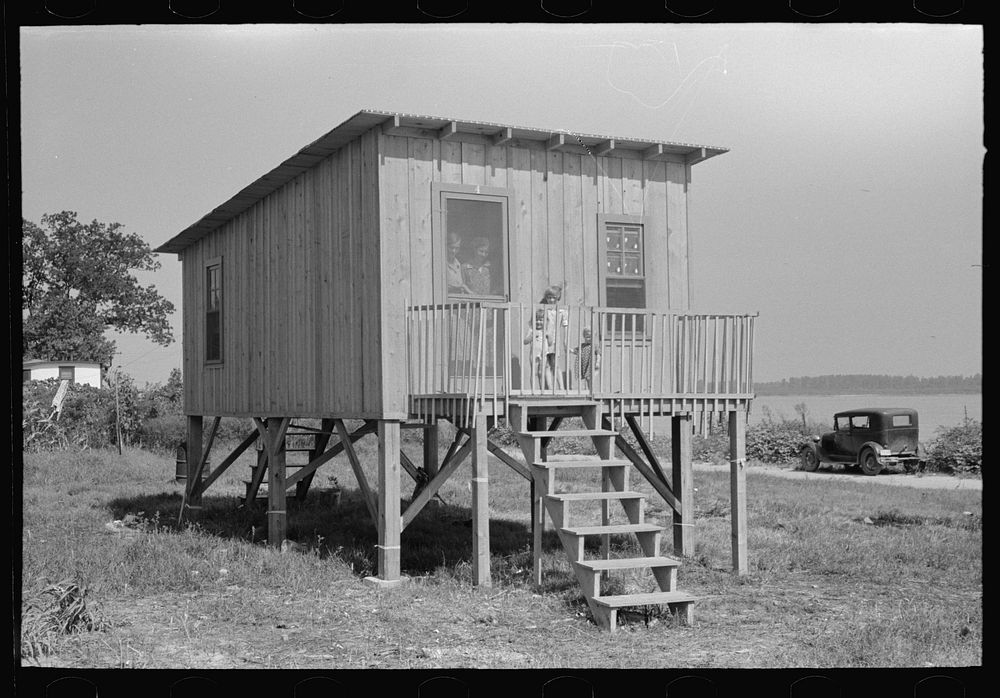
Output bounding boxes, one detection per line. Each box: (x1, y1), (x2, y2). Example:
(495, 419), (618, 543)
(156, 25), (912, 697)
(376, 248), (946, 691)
(693, 462), (982, 491)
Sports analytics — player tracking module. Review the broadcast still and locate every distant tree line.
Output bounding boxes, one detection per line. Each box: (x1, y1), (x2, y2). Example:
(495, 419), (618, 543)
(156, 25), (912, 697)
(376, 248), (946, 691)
(754, 374), (982, 396)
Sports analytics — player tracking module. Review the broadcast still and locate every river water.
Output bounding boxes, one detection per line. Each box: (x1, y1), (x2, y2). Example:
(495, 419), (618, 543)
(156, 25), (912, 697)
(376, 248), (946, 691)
(748, 393), (982, 435)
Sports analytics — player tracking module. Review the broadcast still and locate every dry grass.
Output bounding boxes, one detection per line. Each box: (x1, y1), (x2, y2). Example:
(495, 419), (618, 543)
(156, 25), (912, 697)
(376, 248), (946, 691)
(18, 430), (982, 669)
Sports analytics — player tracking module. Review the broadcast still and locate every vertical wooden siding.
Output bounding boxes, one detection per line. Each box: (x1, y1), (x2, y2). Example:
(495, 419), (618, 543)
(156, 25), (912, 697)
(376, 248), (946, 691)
(378, 133), (689, 311)
(377, 132), (693, 411)
(182, 127), (693, 418)
(183, 129), (382, 418)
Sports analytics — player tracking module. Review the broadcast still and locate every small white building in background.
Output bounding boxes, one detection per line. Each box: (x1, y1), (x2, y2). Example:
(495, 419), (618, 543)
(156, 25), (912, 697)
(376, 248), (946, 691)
(22, 359), (104, 388)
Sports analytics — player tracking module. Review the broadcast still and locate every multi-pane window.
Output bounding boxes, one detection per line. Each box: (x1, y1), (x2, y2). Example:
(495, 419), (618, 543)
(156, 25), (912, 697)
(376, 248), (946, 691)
(604, 222), (646, 309)
(206, 260), (222, 363)
(602, 219), (646, 331)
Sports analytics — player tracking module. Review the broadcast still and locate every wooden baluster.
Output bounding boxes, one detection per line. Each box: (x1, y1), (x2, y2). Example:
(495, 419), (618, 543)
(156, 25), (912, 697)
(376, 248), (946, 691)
(617, 313), (625, 396)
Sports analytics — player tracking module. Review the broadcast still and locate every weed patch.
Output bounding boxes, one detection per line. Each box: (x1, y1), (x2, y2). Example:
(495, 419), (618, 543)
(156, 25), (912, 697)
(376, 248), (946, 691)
(21, 578), (109, 661)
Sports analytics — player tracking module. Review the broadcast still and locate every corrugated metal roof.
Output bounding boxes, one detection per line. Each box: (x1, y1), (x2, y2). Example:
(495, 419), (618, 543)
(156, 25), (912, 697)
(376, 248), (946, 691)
(156, 109), (729, 254)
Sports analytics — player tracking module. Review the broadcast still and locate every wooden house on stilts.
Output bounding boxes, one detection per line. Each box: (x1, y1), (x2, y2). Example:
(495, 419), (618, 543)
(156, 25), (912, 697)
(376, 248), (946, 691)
(156, 110), (757, 632)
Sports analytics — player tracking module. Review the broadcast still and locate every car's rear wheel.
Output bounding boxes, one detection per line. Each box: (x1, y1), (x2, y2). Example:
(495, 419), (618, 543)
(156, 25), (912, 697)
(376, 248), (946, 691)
(859, 448), (883, 476)
(800, 448), (820, 472)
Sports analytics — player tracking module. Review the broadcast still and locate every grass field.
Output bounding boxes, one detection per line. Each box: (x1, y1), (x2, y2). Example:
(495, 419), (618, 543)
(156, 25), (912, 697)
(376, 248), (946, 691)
(19, 429), (982, 669)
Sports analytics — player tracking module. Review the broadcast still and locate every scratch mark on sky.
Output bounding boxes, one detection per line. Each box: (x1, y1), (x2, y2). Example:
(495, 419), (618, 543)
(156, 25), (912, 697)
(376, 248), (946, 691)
(586, 40), (728, 139)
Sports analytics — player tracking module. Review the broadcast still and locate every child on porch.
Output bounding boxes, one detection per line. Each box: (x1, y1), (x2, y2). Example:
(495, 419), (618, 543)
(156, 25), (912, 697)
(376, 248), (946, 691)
(540, 285), (569, 390)
(571, 327), (601, 390)
(523, 309), (549, 390)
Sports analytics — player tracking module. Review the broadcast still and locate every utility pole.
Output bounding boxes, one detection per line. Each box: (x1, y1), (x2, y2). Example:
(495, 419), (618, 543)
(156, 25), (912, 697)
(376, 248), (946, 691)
(110, 352), (124, 455)
(114, 366), (123, 455)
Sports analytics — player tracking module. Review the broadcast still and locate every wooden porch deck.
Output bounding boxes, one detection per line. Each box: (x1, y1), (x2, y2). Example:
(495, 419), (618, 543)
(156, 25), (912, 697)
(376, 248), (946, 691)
(406, 301), (757, 431)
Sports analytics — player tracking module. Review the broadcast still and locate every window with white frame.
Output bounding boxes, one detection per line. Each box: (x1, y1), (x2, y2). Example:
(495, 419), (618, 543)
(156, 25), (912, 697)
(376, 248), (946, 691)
(599, 216), (647, 331)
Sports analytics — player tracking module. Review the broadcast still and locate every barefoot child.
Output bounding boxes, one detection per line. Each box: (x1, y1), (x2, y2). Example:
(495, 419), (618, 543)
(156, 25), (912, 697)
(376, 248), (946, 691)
(523, 309), (549, 390)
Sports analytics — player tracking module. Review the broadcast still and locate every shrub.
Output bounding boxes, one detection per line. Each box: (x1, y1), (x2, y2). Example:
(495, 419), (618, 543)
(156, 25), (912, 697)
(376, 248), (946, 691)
(138, 415), (261, 454)
(138, 415), (188, 452)
(923, 419), (981, 475)
(22, 376), (145, 451)
(136, 368), (184, 420)
(745, 420), (813, 463)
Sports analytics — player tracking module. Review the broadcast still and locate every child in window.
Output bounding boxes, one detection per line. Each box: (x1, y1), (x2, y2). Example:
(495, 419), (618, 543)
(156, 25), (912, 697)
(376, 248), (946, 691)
(446, 233), (472, 296)
(462, 237), (492, 296)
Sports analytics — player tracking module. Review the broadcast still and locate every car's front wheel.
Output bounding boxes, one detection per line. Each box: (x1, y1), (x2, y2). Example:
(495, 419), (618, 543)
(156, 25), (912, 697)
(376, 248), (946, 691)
(800, 448), (820, 472)
(859, 448), (883, 476)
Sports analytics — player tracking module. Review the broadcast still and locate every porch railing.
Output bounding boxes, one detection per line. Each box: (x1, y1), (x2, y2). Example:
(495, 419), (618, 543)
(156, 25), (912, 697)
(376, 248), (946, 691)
(405, 302), (757, 421)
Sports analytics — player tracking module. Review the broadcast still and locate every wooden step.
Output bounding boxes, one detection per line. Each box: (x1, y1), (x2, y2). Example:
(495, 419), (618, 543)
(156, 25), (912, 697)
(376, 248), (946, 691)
(532, 458), (631, 469)
(520, 429), (616, 438)
(561, 523), (662, 537)
(546, 491), (644, 502)
(574, 556), (680, 572)
(591, 590), (697, 608)
(243, 480), (302, 492)
(510, 396), (598, 403)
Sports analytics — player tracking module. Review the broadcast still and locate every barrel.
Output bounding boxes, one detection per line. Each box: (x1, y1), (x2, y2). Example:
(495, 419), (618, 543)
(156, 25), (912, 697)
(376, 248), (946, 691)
(175, 442), (187, 481)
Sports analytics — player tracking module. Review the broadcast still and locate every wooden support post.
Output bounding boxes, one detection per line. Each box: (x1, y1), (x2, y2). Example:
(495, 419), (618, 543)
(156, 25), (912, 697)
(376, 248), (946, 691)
(526, 416), (545, 587)
(424, 421), (439, 479)
(470, 413), (491, 586)
(179, 416), (203, 524)
(266, 417), (288, 548)
(671, 414), (695, 557)
(372, 420), (402, 584)
(729, 410), (748, 574)
(194, 429), (258, 499)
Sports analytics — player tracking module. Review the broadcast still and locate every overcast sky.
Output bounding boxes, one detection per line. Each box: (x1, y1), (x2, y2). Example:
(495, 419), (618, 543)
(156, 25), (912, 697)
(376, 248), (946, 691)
(19, 23), (983, 385)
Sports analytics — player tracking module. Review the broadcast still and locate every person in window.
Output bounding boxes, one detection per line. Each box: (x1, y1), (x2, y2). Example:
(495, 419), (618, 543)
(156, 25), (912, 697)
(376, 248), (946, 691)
(540, 285), (568, 390)
(462, 237), (492, 296)
(446, 233), (471, 296)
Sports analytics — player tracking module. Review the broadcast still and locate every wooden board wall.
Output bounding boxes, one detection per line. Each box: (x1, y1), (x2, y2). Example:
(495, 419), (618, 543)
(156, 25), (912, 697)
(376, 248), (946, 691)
(376, 132), (692, 411)
(377, 132), (690, 312)
(183, 129), (383, 418)
(182, 126), (693, 418)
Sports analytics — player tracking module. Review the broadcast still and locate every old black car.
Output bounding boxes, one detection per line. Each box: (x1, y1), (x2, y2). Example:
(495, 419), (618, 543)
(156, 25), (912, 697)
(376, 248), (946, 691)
(800, 408), (922, 476)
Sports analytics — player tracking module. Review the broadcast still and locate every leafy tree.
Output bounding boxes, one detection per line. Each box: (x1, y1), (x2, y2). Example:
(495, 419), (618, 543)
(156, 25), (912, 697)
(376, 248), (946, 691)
(22, 211), (175, 366)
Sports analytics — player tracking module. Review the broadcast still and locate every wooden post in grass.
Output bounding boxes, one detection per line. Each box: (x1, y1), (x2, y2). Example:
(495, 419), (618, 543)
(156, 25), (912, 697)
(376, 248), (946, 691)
(471, 412), (491, 586)
(266, 417), (288, 547)
(372, 420), (402, 584)
(729, 410), (748, 574)
(185, 416), (203, 516)
(671, 414), (695, 557)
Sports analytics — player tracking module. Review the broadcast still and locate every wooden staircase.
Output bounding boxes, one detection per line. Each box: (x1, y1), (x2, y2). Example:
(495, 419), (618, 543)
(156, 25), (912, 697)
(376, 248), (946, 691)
(509, 398), (696, 633)
(240, 433), (319, 506)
